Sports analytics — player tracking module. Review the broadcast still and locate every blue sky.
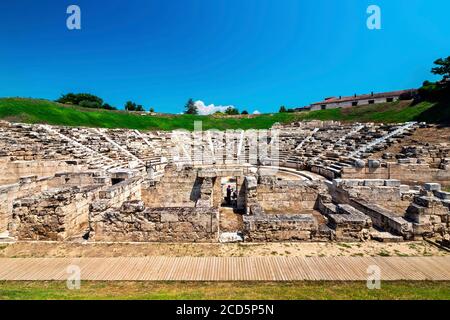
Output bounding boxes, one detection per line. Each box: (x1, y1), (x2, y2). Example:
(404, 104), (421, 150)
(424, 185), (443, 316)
(0, 0), (449, 113)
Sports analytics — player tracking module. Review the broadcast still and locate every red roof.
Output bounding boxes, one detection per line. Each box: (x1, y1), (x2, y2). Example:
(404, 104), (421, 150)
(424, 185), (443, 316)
(311, 89), (416, 106)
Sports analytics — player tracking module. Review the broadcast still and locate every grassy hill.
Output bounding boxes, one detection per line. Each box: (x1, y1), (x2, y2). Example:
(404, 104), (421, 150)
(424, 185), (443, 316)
(0, 97), (448, 131)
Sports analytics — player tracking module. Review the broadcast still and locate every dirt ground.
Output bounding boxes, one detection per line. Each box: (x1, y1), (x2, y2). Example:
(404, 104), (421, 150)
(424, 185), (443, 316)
(219, 207), (244, 232)
(0, 241), (447, 258)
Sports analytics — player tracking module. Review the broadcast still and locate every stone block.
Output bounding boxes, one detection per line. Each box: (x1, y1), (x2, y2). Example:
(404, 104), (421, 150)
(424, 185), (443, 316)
(384, 179), (401, 187)
(363, 179), (385, 187)
(424, 183), (441, 192)
(434, 191), (450, 200)
(368, 159), (381, 168)
(160, 213), (179, 223)
(399, 185), (410, 193)
(121, 200), (145, 213)
(354, 159), (366, 168)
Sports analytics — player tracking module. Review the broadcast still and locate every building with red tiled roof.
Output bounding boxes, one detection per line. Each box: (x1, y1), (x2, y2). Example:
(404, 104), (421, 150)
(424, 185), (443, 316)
(296, 89), (417, 112)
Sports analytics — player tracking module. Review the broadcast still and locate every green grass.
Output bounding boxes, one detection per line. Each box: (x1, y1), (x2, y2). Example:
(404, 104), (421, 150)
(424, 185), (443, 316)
(0, 98), (295, 131)
(297, 100), (442, 123)
(0, 281), (449, 300)
(0, 97), (448, 131)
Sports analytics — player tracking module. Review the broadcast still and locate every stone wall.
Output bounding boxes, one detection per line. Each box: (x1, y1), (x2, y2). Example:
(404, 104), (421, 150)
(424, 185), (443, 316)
(331, 179), (413, 214)
(256, 177), (326, 214)
(10, 186), (99, 241)
(405, 184), (450, 238)
(90, 200), (218, 242)
(0, 160), (86, 185)
(98, 176), (142, 208)
(0, 176), (52, 233)
(350, 199), (414, 239)
(88, 176), (144, 234)
(142, 165), (200, 208)
(49, 171), (109, 188)
(342, 163), (450, 187)
(243, 204), (319, 242)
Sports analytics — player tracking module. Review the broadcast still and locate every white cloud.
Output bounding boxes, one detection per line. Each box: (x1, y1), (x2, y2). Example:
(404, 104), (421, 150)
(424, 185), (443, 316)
(253, 110), (261, 115)
(194, 100), (234, 115)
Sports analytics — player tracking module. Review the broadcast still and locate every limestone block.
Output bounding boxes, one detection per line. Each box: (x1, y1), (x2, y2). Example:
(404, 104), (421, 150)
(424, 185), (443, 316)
(384, 179), (401, 187)
(363, 179), (385, 187)
(399, 185), (410, 193)
(354, 159), (366, 168)
(424, 183), (441, 192)
(121, 200), (145, 213)
(160, 213), (179, 223)
(434, 191), (450, 200)
(368, 160), (381, 169)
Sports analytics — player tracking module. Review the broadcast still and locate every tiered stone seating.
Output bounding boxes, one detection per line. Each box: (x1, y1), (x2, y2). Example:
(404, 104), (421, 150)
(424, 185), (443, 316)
(0, 120), (421, 182)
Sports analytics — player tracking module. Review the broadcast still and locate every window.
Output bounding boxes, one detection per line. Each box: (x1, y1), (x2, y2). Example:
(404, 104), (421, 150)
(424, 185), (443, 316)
(368, 100), (375, 104)
(386, 97), (394, 102)
(352, 101), (358, 107)
(321, 105), (326, 110)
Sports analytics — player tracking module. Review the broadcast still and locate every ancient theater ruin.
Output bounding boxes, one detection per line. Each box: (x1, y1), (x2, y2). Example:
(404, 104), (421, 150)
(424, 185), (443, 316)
(0, 120), (449, 247)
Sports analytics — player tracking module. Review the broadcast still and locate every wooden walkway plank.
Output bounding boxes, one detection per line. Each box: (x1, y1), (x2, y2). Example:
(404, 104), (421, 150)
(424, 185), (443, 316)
(1, 257), (450, 281)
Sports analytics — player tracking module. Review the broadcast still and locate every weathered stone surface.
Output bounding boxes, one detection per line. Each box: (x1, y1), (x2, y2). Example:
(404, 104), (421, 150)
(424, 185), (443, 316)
(91, 206), (218, 242)
(1, 120), (447, 245)
(424, 183), (441, 192)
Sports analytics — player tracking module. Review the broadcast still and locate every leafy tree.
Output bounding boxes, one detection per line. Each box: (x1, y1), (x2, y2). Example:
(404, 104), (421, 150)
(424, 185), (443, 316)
(57, 93), (103, 107)
(55, 93), (123, 110)
(136, 105), (145, 112)
(149, 107), (155, 113)
(279, 106), (287, 113)
(225, 107), (239, 115)
(79, 100), (102, 109)
(241, 110), (249, 115)
(125, 101), (137, 111)
(184, 98), (198, 115)
(432, 56), (450, 81)
(102, 103), (117, 110)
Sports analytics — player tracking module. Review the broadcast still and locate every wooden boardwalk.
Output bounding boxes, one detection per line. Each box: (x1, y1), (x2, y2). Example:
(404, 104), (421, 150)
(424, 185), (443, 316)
(0, 257), (449, 281)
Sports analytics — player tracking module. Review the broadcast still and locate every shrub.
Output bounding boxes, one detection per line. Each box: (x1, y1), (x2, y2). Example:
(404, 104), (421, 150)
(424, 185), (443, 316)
(225, 107), (239, 115)
(79, 100), (102, 109)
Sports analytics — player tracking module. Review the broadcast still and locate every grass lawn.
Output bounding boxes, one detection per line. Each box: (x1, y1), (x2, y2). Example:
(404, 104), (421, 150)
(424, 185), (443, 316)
(0, 98), (296, 131)
(0, 97), (447, 131)
(0, 281), (449, 300)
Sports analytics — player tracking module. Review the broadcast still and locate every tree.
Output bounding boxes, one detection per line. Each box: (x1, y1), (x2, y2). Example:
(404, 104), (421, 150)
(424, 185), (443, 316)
(56, 93), (103, 108)
(184, 98), (198, 115)
(102, 103), (117, 110)
(279, 106), (287, 113)
(225, 107), (239, 115)
(241, 110), (249, 115)
(136, 105), (145, 112)
(125, 101), (137, 111)
(432, 56), (450, 81)
(79, 100), (101, 109)
(149, 107), (155, 113)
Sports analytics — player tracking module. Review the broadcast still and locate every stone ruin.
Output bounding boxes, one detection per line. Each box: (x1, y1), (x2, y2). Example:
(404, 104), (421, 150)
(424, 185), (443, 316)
(0, 120), (449, 246)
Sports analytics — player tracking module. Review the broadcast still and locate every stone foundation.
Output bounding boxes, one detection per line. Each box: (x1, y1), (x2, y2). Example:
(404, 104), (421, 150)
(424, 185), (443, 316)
(243, 204), (319, 242)
(10, 186), (98, 241)
(91, 201), (218, 242)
